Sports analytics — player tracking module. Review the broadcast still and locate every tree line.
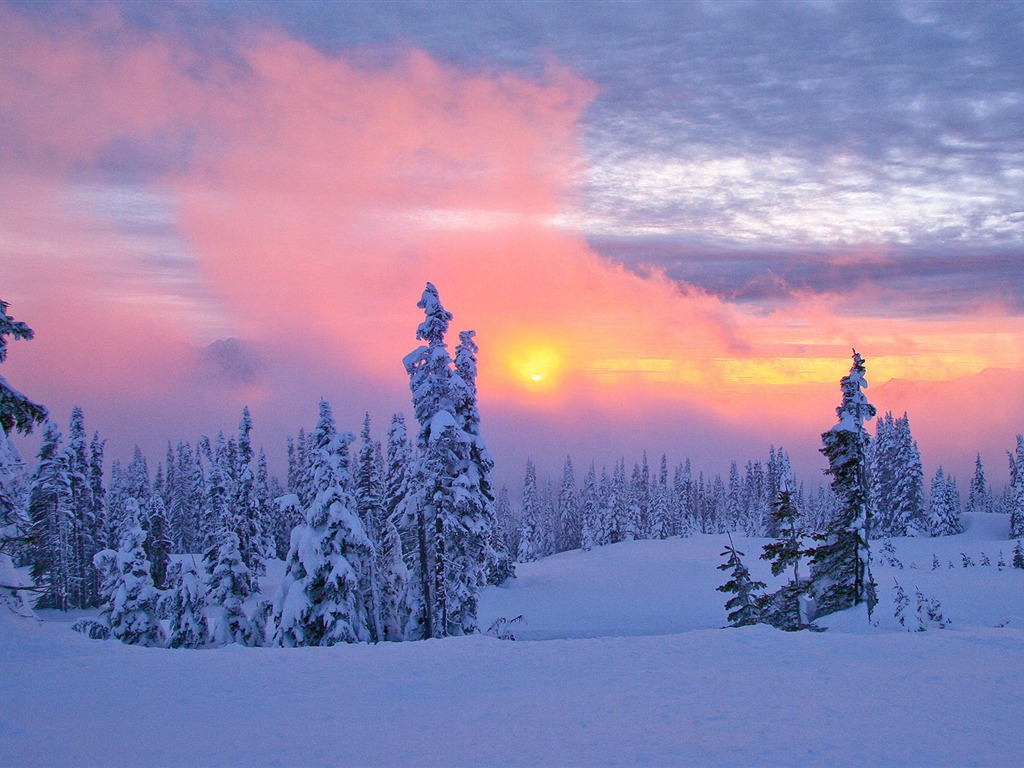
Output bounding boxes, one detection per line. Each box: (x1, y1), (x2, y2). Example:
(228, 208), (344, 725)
(3, 294), (1023, 643)
(1, 284), (513, 646)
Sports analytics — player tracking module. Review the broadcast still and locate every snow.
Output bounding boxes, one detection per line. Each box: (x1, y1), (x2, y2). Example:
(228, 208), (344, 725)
(3, 514), (1024, 766)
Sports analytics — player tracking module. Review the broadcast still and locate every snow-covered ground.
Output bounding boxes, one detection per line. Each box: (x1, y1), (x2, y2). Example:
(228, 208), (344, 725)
(3, 514), (1023, 767)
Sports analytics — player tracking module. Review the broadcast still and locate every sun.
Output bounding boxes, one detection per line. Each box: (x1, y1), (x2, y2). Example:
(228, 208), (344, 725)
(502, 341), (563, 391)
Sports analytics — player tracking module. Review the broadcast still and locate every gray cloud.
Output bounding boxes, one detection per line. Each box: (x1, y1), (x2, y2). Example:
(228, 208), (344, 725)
(592, 235), (1024, 317)
(26, 0), (1024, 317)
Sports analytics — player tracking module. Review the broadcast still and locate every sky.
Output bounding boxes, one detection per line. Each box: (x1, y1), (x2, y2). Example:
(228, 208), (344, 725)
(2, 0), (1023, 493)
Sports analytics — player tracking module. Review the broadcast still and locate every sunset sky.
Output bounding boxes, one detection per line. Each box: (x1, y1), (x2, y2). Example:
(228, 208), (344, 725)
(2, 0), (1023, 492)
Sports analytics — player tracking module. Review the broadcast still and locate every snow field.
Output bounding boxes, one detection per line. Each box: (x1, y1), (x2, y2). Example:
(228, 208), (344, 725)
(2, 513), (1023, 767)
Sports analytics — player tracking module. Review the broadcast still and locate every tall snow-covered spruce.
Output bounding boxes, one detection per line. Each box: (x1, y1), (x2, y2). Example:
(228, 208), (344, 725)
(806, 350), (878, 621)
(399, 283), (509, 640)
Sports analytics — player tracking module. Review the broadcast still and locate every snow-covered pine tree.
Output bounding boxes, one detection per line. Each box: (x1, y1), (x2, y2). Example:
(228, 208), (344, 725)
(375, 509), (409, 642)
(0, 300), (48, 438)
(254, 448), (277, 562)
(708, 474), (728, 535)
(517, 459), (544, 562)
(355, 412), (384, 643)
(806, 350), (878, 621)
(233, 406), (265, 582)
(726, 461), (743, 535)
(106, 446), (152, 553)
(717, 534), (765, 627)
(495, 485), (520, 560)
(743, 461), (768, 537)
(27, 421), (74, 610)
(893, 414), (927, 535)
(400, 283), (500, 638)
(87, 431), (106, 549)
(1009, 436), (1024, 539)
(629, 454), (652, 540)
(650, 454), (672, 541)
(103, 505), (165, 646)
(272, 400), (373, 646)
(928, 467), (964, 536)
(967, 454), (992, 516)
(674, 460), (696, 536)
(556, 456), (580, 552)
(0, 427), (33, 617)
(869, 412), (897, 536)
(147, 493), (172, 590)
(165, 558), (207, 649)
(201, 434), (231, 556)
(579, 463), (599, 551)
(607, 459), (632, 543)
(454, 329), (514, 586)
(204, 529), (254, 646)
(760, 458), (810, 630)
(66, 407), (101, 608)
(384, 414), (413, 522)
(124, 446), (152, 516)
(945, 475), (963, 532)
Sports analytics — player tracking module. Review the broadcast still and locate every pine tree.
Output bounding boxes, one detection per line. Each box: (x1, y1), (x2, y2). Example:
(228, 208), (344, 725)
(892, 579), (920, 631)
(165, 559), (207, 649)
(27, 421), (74, 610)
(147, 493), (172, 589)
(0, 300), (48, 437)
(928, 467), (964, 536)
(102, 506), (165, 646)
(761, 458), (804, 583)
(869, 413), (899, 537)
(650, 454), (673, 540)
(674, 460), (696, 536)
(806, 350), (878, 621)
(495, 485), (520, 559)
(717, 535), (765, 627)
(65, 407), (100, 607)
(399, 283), (500, 638)
(556, 456), (580, 552)
(454, 329), (513, 586)
(760, 462), (811, 631)
(517, 460), (544, 562)
(202, 434), (231, 555)
(87, 432), (106, 553)
(354, 412), (384, 643)
(0, 427), (32, 616)
(1012, 540), (1024, 569)
(177, 442), (205, 553)
(967, 454), (992, 516)
(204, 529), (254, 646)
(272, 401), (372, 646)
(254, 448), (276, 563)
(579, 463), (599, 551)
(1009, 436), (1024, 539)
(608, 459), (632, 543)
(233, 406), (264, 582)
(375, 511), (409, 642)
(945, 475), (963, 532)
(726, 461), (743, 534)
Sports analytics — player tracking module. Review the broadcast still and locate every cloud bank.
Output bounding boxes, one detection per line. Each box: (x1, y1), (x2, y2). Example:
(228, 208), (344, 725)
(2, 3), (1021, 488)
